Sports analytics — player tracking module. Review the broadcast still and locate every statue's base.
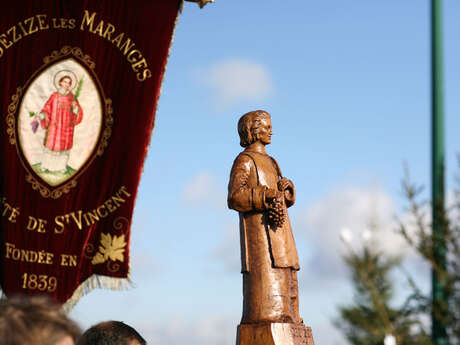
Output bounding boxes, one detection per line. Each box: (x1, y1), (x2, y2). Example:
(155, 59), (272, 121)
(236, 323), (315, 345)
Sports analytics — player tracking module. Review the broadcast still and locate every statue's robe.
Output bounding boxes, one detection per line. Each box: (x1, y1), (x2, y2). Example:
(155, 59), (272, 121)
(41, 92), (83, 152)
(228, 149), (301, 324)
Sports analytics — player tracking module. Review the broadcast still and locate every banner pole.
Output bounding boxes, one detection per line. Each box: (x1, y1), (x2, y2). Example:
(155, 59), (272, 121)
(431, 1), (447, 345)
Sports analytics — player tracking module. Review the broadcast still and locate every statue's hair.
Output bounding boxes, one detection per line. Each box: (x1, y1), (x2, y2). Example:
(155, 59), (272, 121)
(0, 296), (81, 345)
(237, 110), (270, 147)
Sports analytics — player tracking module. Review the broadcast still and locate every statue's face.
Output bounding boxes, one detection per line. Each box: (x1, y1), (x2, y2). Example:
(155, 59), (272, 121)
(257, 116), (272, 145)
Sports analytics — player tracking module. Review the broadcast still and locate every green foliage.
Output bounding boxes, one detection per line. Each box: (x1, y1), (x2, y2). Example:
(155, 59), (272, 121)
(337, 159), (460, 345)
(336, 246), (432, 345)
(398, 164), (460, 345)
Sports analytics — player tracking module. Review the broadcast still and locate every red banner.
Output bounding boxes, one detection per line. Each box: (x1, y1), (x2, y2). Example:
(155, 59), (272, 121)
(0, 0), (181, 307)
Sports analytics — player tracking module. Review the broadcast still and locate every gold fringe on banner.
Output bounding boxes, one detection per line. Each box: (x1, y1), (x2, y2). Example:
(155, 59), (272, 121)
(0, 273), (132, 313)
(62, 273), (133, 313)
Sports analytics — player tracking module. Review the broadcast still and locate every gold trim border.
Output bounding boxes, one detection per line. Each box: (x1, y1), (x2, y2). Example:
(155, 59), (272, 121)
(6, 87), (21, 145)
(6, 46), (114, 199)
(44, 46), (96, 69)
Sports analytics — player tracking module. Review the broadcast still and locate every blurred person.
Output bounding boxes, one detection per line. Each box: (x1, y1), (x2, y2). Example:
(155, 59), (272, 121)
(0, 296), (81, 345)
(77, 321), (146, 345)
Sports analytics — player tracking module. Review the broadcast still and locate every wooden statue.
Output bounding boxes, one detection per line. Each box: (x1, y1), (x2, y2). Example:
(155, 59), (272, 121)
(228, 110), (315, 345)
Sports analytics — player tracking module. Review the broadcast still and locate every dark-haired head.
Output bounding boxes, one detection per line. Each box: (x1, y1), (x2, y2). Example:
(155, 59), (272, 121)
(77, 321), (146, 345)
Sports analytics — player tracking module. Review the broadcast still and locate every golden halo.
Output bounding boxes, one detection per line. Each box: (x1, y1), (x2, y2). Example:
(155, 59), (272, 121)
(53, 70), (77, 91)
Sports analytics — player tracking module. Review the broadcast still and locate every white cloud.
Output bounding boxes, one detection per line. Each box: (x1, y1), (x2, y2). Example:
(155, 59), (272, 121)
(199, 59), (273, 108)
(135, 315), (236, 345)
(182, 171), (226, 208)
(298, 184), (407, 279)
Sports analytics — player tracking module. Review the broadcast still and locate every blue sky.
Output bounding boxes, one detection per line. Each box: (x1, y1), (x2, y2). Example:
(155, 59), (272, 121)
(70, 1), (460, 344)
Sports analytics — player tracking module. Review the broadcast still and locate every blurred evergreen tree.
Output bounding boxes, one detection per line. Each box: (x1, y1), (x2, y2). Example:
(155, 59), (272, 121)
(336, 160), (460, 345)
(398, 165), (460, 345)
(336, 240), (431, 345)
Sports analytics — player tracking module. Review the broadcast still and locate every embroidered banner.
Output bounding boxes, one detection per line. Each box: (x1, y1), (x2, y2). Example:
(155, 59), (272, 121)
(0, 0), (182, 308)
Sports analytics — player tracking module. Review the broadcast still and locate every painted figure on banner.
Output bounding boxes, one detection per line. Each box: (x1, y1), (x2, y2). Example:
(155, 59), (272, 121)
(18, 58), (103, 188)
(32, 70), (84, 175)
(228, 110), (302, 325)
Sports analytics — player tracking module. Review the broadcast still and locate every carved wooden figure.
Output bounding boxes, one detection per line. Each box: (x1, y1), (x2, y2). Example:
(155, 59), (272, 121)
(228, 110), (315, 345)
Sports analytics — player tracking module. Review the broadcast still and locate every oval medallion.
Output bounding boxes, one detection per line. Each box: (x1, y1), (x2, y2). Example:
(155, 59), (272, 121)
(18, 58), (103, 187)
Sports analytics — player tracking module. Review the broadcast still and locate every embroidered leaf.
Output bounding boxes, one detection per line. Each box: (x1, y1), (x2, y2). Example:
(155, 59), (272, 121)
(91, 233), (127, 265)
(108, 235), (126, 262)
(100, 233), (111, 260)
(91, 252), (105, 265)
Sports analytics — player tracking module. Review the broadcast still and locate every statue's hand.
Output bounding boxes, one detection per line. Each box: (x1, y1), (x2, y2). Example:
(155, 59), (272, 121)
(265, 188), (283, 201)
(278, 178), (293, 191)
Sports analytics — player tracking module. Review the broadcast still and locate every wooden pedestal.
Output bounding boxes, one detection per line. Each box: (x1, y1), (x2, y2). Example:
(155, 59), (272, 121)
(236, 323), (315, 345)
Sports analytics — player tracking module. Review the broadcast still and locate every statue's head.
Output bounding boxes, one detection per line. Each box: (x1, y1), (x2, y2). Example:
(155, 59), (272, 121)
(238, 110), (271, 147)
